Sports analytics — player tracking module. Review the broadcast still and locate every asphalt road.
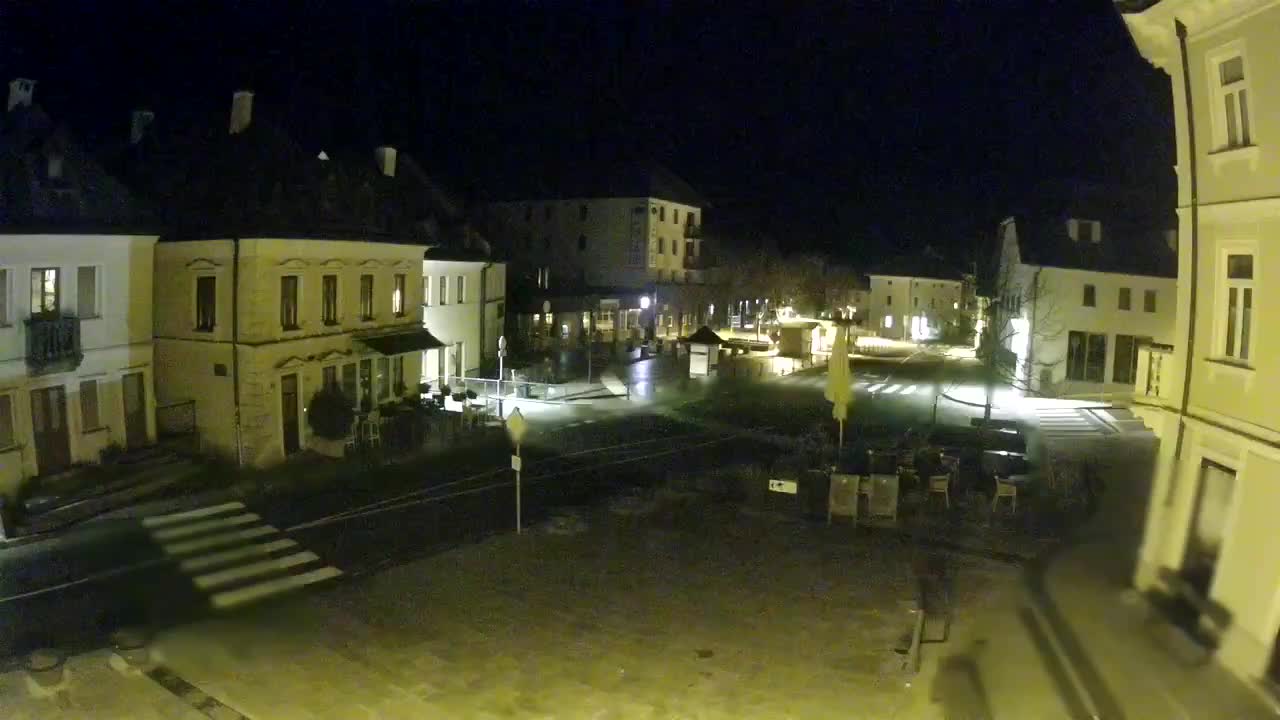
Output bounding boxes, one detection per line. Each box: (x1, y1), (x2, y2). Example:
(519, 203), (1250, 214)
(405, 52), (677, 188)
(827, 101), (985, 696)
(0, 406), (773, 667)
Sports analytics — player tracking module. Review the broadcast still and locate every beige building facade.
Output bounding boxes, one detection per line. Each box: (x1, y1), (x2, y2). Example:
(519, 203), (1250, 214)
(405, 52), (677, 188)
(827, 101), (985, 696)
(421, 256), (506, 385)
(153, 238), (426, 468)
(1122, 0), (1280, 690)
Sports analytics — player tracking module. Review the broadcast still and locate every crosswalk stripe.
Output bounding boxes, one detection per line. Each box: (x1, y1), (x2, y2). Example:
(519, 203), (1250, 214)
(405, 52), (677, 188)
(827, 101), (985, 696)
(180, 538), (299, 572)
(143, 501), (246, 528)
(867, 384), (884, 392)
(883, 384), (902, 394)
(151, 513), (261, 542)
(903, 385), (918, 395)
(161, 526), (278, 556)
(194, 551), (320, 590)
(211, 566), (343, 610)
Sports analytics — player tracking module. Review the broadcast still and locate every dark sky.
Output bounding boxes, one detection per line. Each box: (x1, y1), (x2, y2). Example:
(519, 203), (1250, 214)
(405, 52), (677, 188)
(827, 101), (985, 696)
(2, 0), (1172, 263)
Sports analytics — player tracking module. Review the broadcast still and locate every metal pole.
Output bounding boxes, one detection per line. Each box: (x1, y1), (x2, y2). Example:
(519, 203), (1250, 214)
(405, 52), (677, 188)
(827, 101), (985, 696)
(515, 442), (522, 534)
(497, 350), (504, 417)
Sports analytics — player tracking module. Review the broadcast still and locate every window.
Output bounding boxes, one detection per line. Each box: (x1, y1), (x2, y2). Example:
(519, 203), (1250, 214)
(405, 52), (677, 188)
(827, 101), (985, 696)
(1118, 287), (1131, 311)
(579, 204), (588, 220)
(673, 209), (680, 224)
(322, 275), (338, 325)
(360, 274), (375, 320)
(392, 355), (404, 394)
(455, 275), (465, 303)
(80, 380), (100, 430)
(1082, 284), (1096, 308)
(77, 266), (98, 318)
(0, 268), (8, 325)
(1224, 253), (1254, 361)
(423, 276), (432, 307)
(578, 234), (586, 251)
(30, 267), (59, 315)
(280, 275), (300, 329)
(1113, 335), (1149, 385)
(658, 237), (665, 254)
(659, 206), (665, 221)
(341, 363), (357, 405)
(1184, 461), (1236, 595)
(1215, 54), (1251, 150)
(377, 357), (390, 399)
(1066, 331), (1107, 382)
(685, 240), (694, 257)
(913, 297), (919, 308)
(883, 315), (893, 329)
(453, 341), (464, 378)
(1143, 289), (1156, 313)
(359, 358), (373, 409)
(1068, 219), (1102, 244)
(0, 394), (13, 448)
(195, 276), (216, 331)
(393, 274), (406, 316)
(886, 295), (892, 306)
(438, 275), (448, 305)
(322, 365), (337, 389)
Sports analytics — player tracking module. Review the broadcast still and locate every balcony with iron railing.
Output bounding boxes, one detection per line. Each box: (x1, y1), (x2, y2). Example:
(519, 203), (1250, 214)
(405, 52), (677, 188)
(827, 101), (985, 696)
(1134, 341), (1175, 406)
(25, 314), (83, 375)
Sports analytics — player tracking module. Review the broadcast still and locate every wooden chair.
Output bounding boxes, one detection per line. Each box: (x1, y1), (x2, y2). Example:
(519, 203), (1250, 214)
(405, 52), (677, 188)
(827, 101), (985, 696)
(928, 475), (951, 510)
(991, 477), (1018, 513)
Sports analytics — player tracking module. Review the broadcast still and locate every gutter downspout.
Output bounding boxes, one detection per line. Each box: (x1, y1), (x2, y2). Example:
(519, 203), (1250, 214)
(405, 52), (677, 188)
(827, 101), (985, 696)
(1171, 18), (1200, 473)
(479, 261), (492, 368)
(1028, 266), (1043, 393)
(232, 237), (244, 468)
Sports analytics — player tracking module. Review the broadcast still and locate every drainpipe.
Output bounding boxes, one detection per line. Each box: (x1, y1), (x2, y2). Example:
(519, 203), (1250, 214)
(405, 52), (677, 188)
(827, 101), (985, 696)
(232, 237), (244, 468)
(1027, 266), (1043, 393)
(479, 262), (489, 368)
(1171, 18), (1200, 472)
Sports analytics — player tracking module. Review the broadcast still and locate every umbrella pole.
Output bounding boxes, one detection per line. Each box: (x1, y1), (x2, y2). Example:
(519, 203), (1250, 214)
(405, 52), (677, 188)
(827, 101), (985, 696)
(838, 419), (844, 454)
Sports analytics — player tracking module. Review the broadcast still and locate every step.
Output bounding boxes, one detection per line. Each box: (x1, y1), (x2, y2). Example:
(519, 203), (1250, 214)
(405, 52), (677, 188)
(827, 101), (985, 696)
(210, 566), (343, 610)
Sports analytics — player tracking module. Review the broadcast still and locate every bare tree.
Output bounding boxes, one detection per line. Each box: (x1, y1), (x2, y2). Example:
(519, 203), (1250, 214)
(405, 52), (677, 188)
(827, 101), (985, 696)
(977, 257), (1066, 421)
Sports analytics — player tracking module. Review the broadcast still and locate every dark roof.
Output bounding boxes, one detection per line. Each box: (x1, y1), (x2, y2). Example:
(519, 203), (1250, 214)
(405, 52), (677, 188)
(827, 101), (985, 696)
(685, 326), (725, 345)
(358, 327), (446, 355)
(868, 250), (965, 281)
(0, 102), (154, 232)
(1113, 0), (1163, 12)
(485, 158), (704, 207)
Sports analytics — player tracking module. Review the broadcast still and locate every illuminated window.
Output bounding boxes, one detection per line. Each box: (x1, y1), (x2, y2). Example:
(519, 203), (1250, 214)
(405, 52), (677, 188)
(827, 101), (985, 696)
(393, 274), (406, 316)
(30, 267), (59, 315)
(883, 314), (893, 329)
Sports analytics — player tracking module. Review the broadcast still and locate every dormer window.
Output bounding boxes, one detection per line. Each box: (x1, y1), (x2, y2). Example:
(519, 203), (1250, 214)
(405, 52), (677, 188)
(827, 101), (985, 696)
(1068, 219), (1102, 244)
(46, 152), (64, 180)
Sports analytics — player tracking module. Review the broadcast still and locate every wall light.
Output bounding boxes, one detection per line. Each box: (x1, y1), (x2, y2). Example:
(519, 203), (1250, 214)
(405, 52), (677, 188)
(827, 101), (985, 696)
(640, 295), (651, 310)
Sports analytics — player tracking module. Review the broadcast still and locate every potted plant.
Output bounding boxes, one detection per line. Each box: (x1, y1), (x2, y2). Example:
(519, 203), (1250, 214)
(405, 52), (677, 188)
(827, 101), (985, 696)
(307, 386), (355, 458)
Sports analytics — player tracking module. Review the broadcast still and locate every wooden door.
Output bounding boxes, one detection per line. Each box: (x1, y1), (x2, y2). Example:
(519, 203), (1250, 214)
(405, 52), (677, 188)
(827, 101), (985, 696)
(30, 386), (71, 475)
(281, 373), (301, 455)
(122, 372), (147, 449)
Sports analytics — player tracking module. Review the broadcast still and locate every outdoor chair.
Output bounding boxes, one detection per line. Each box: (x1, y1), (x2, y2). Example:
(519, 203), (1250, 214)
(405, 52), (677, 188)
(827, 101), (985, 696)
(991, 477), (1018, 514)
(360, 410), (382, 448)
(928, 475), (951, 510)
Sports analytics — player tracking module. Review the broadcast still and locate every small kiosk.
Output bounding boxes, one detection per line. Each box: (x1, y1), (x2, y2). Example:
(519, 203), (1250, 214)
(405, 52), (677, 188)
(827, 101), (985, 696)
(685, 326), (725, 377)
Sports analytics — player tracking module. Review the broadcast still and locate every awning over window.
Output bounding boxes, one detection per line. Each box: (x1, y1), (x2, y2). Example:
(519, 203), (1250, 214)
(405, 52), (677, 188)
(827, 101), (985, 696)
(358, 327), (446, 355)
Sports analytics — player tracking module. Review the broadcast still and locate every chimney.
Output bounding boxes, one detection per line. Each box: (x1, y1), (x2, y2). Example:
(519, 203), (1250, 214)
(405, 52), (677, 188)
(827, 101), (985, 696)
(130, 109), (154, 145)
(7, 78), (35, 112)
(374, 146), (397, 177)
(229, 90), (253, 134)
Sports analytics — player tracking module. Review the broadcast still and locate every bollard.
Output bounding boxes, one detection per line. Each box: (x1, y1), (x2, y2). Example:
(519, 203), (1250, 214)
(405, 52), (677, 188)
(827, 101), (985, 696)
(111, 627), (153, 667)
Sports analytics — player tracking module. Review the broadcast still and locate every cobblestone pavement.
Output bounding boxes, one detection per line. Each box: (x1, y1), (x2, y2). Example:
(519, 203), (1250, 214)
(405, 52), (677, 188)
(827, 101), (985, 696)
(3, 499), (936, 719)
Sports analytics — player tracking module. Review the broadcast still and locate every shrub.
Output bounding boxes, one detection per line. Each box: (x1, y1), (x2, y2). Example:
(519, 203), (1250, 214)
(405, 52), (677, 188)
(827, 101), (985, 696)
(307, 386), (355, 440)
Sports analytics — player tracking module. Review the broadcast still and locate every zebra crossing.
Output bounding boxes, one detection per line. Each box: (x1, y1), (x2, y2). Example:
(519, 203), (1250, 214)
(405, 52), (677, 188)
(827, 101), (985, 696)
(143, 501), (341, 611)
(768, 372), (934, 397)
(1035, 407), (1114, 440)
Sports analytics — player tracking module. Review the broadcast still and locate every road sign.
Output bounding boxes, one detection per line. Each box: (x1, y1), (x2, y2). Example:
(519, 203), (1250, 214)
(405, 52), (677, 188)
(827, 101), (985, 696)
(505, 407), (528, 444)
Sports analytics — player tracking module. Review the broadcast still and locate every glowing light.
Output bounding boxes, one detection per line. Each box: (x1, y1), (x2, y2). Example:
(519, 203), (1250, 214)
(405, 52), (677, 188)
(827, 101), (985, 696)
(953, 302), (959, 310)
(640, 296), (651, 310)
(883, 314), (894, 329)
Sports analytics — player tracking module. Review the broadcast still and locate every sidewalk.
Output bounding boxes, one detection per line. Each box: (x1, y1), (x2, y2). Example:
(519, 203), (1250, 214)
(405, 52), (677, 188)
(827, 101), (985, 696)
(917, 431), (1279, 719)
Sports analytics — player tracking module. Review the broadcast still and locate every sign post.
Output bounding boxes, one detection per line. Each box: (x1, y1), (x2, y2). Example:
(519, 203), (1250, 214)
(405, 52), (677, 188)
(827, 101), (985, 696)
(497, 335), (507, 418)
(505, 407), (528, 534)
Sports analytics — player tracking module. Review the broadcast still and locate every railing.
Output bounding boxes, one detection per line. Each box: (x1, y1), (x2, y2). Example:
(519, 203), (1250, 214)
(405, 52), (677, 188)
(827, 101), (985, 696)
(1135, 341), (1175, 405)
(683, 224), (702, 239)
(24, 314), (82, 374)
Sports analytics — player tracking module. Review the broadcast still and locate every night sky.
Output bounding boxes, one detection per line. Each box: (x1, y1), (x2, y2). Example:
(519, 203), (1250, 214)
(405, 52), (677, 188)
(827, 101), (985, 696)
(2, 0), (1172, 263)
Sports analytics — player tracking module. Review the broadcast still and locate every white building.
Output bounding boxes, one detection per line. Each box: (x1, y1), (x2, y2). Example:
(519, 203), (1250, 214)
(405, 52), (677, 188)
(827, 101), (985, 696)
(995, 212), (1177, 396)
(0, 79), (157, 498)
(1121, 0), (1280, 689)
(867, 252), (967, 342)
(421, 253), (506, 386)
